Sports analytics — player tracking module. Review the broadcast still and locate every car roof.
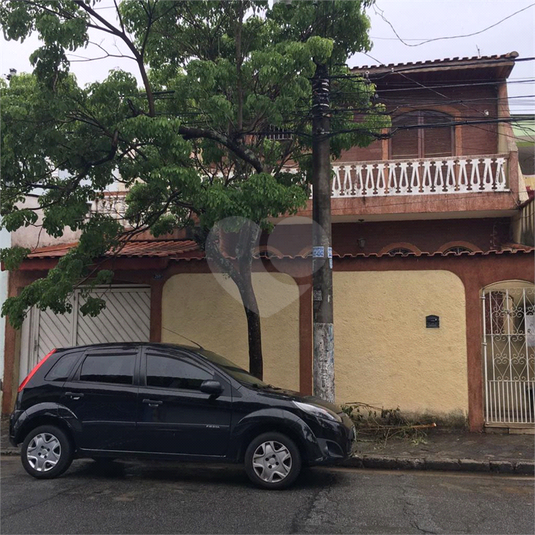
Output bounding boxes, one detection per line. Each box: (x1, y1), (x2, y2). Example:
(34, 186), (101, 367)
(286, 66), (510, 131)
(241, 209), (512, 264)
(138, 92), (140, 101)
(55, 342), (202, 353)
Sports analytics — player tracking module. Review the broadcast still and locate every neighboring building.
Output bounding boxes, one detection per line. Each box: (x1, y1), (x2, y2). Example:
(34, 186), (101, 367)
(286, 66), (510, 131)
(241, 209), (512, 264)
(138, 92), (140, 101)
(0, 227), (10, 407)
(2, 52), (534, 433)
(512, 114), (535, 188)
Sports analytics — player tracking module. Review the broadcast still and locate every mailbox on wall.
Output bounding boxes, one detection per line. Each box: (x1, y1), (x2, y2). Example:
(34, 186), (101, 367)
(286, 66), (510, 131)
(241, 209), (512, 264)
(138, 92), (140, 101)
(426, 315), (440, 328)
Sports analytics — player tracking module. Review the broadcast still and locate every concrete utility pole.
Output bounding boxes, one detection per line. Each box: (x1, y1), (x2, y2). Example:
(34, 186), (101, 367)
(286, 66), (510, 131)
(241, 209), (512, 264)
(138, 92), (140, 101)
(311, 63), (335, 402)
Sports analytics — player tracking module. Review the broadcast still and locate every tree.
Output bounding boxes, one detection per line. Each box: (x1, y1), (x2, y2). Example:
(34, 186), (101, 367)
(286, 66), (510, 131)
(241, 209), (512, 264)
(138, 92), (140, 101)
(0, 0), (386, 379)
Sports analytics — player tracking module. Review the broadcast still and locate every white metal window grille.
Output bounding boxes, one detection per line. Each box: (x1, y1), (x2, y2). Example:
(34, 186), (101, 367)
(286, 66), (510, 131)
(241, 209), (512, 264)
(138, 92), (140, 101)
(482, 287), (535, 425)
(387, 248), (413, 256)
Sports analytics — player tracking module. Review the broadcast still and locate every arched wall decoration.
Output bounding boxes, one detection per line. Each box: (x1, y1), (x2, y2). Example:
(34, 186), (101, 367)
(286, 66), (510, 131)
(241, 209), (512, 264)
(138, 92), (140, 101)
(253, 245), (285, 259)
(437, 241), (481, 254)
(379, 242), (422, 257)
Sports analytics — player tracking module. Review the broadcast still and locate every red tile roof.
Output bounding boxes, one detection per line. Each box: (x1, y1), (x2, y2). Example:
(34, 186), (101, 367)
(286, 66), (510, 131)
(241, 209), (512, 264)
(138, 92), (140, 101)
(25, 239), (534, 261)
(27, 240), (203, 260)
(353, 51), (519, 73)
(333, 247), (534, 259)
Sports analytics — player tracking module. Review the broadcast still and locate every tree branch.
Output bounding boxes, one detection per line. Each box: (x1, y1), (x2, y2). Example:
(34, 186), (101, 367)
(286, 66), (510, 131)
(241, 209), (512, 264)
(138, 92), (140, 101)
(179, 126), (264, 174)
(72, 0), (156, 117)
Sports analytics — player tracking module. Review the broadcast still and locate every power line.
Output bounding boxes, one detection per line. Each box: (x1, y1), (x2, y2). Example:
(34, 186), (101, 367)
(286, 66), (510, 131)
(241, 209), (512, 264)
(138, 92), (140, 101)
(335, 79), (535, 94)
(380, 94), (535, 103)
(371, 2), (535, 47)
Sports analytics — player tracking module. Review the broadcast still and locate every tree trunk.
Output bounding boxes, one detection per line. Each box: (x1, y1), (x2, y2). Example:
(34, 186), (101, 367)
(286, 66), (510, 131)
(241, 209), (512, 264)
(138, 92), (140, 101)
(237, 273), (263, 380)
(204, 221), (264, 379)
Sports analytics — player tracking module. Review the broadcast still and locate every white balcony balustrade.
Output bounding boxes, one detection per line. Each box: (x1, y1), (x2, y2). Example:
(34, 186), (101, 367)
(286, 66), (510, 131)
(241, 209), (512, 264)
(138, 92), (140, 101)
(92, 193), (127, 220)
(331, 155), (508, 198)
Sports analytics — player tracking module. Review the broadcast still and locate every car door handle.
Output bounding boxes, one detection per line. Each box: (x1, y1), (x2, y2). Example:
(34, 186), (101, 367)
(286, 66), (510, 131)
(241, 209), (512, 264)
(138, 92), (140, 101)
(142, 399), (163, 407)
(65, 392), (84, 400)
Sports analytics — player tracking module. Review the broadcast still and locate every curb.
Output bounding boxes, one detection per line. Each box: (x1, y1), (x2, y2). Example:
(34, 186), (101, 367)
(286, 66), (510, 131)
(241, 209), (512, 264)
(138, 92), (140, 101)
(2, 449), (534, 475)
(341, 455), (535, 475)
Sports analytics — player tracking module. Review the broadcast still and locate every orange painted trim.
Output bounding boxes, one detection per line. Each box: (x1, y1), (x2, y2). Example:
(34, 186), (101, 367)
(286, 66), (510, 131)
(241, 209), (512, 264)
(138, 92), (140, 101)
(150, 280), (163, 343)
(381, 134), (389, 160)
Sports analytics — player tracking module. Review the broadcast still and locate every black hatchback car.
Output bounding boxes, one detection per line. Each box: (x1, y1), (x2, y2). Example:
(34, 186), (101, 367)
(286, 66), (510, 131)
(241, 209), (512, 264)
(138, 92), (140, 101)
(10, 343), (356, 489)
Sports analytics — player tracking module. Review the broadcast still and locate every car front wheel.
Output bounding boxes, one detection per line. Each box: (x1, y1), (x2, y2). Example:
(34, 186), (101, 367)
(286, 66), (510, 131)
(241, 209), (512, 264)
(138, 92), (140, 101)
(21, 425), (73, 479)
(244, 432), (302, 489)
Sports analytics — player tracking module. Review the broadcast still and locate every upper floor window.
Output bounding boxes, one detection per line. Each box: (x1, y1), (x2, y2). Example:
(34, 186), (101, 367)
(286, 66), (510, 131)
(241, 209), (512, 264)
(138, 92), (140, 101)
(391, 111), (454, 160)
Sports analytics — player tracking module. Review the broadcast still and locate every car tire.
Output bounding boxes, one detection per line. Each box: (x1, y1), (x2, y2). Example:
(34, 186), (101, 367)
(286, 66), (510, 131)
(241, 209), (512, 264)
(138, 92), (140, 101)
(21, 425), (73, 479)
(244, 432), (302, 489)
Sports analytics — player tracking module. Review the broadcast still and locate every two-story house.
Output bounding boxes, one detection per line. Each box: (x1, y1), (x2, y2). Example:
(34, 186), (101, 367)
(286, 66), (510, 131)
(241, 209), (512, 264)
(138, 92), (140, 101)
(2, 52), (534, 433)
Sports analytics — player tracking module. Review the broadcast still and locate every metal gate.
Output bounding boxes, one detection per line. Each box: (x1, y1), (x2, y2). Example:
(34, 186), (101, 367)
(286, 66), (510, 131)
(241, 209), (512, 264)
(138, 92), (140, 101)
(482, 286), (535, 424)
(20, 286), (151, 382)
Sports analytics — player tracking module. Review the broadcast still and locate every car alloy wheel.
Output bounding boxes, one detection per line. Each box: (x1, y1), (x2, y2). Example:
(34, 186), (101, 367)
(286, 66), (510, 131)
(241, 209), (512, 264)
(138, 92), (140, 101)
(245, 432), (301, 489)
(21, 425), (73, 479)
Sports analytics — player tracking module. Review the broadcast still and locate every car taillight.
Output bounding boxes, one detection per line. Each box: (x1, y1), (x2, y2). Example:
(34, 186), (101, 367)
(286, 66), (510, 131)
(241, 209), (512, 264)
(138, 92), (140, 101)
(18, 349), (57, 392)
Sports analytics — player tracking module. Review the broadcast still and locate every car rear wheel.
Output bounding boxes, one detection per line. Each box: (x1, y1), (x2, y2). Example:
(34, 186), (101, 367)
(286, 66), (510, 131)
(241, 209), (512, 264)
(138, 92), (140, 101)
(244, 432), (301, 489)
(21, 425), (73, 479)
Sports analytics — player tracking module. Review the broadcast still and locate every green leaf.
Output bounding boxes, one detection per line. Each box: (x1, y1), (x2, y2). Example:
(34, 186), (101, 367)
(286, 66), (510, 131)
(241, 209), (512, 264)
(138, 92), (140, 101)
(0, 246), (31, 271)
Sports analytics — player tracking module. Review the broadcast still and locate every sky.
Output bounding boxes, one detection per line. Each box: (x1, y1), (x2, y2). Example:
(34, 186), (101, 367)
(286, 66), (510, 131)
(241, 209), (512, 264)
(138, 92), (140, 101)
(1, 0), (534, 111)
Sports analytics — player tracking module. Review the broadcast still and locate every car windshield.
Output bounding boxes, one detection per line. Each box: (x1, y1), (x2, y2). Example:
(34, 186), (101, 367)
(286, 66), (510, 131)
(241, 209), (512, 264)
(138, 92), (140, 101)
(197, 349), (270, 388)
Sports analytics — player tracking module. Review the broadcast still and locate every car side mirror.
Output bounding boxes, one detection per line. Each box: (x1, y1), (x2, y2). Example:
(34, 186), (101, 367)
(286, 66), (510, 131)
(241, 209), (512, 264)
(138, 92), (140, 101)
(200, 380), (223, 397)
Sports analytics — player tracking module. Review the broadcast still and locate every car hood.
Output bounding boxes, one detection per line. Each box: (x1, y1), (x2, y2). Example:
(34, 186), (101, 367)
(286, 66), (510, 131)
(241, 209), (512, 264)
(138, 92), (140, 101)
(253, 386), (344, 414)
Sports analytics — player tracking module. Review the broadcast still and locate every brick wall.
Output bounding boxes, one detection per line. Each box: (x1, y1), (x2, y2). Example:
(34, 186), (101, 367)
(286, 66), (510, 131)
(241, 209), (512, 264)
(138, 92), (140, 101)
(259, 217), (511, 257)
(338, 84), (500, 163)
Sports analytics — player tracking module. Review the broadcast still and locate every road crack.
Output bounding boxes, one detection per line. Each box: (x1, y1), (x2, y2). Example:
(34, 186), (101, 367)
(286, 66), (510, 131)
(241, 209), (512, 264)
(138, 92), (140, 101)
(400, 474), (443, 535)
(292, 472), (342, 533)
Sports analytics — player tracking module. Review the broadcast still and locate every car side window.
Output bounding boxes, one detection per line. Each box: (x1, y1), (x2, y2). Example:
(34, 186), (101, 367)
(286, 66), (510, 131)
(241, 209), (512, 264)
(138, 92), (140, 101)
(45, 352), (81, 382)
(79, 353), (136, 385)
(146, 354), (213, 390)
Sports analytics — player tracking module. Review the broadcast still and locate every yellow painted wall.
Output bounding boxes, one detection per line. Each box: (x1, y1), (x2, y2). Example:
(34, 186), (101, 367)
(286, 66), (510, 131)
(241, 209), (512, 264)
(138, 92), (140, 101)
(334, 271), (468, 414)
(162, 272), (300, 391)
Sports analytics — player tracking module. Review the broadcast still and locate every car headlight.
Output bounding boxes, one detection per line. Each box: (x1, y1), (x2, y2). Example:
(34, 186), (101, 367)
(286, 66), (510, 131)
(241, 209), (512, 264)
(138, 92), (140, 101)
(293, 401), (342, 422)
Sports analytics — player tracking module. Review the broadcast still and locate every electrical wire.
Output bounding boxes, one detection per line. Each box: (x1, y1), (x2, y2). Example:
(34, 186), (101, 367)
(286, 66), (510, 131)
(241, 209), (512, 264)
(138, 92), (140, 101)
(371, 2), (535, 47)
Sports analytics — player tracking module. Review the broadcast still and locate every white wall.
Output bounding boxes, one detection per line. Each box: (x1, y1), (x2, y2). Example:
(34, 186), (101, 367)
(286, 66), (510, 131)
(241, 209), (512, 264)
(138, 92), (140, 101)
(0, 227), (10, 400)
(11, 195), (81, 248)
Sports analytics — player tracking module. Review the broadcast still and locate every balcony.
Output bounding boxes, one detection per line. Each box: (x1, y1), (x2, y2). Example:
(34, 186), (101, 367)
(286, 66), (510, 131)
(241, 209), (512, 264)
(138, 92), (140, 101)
(92, 154), (522, 225)
(332, 154), (508, 198)
(297, 152), (523, 222)
(92, 191), (127, 221)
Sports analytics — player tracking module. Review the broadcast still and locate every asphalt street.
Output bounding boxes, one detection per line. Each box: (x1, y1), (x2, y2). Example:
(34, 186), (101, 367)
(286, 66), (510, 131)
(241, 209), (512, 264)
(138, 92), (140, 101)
(1, 456), (533, 534)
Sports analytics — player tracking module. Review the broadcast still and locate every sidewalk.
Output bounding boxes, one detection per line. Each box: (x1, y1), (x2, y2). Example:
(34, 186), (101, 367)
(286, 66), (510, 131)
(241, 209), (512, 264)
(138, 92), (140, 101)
(343, 428), (534, 474)
(2, 417), (533, 474)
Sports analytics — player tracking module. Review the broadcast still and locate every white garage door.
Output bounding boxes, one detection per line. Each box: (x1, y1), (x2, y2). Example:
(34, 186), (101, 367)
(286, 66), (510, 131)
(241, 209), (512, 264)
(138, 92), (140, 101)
(20, 286), (151, 381)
